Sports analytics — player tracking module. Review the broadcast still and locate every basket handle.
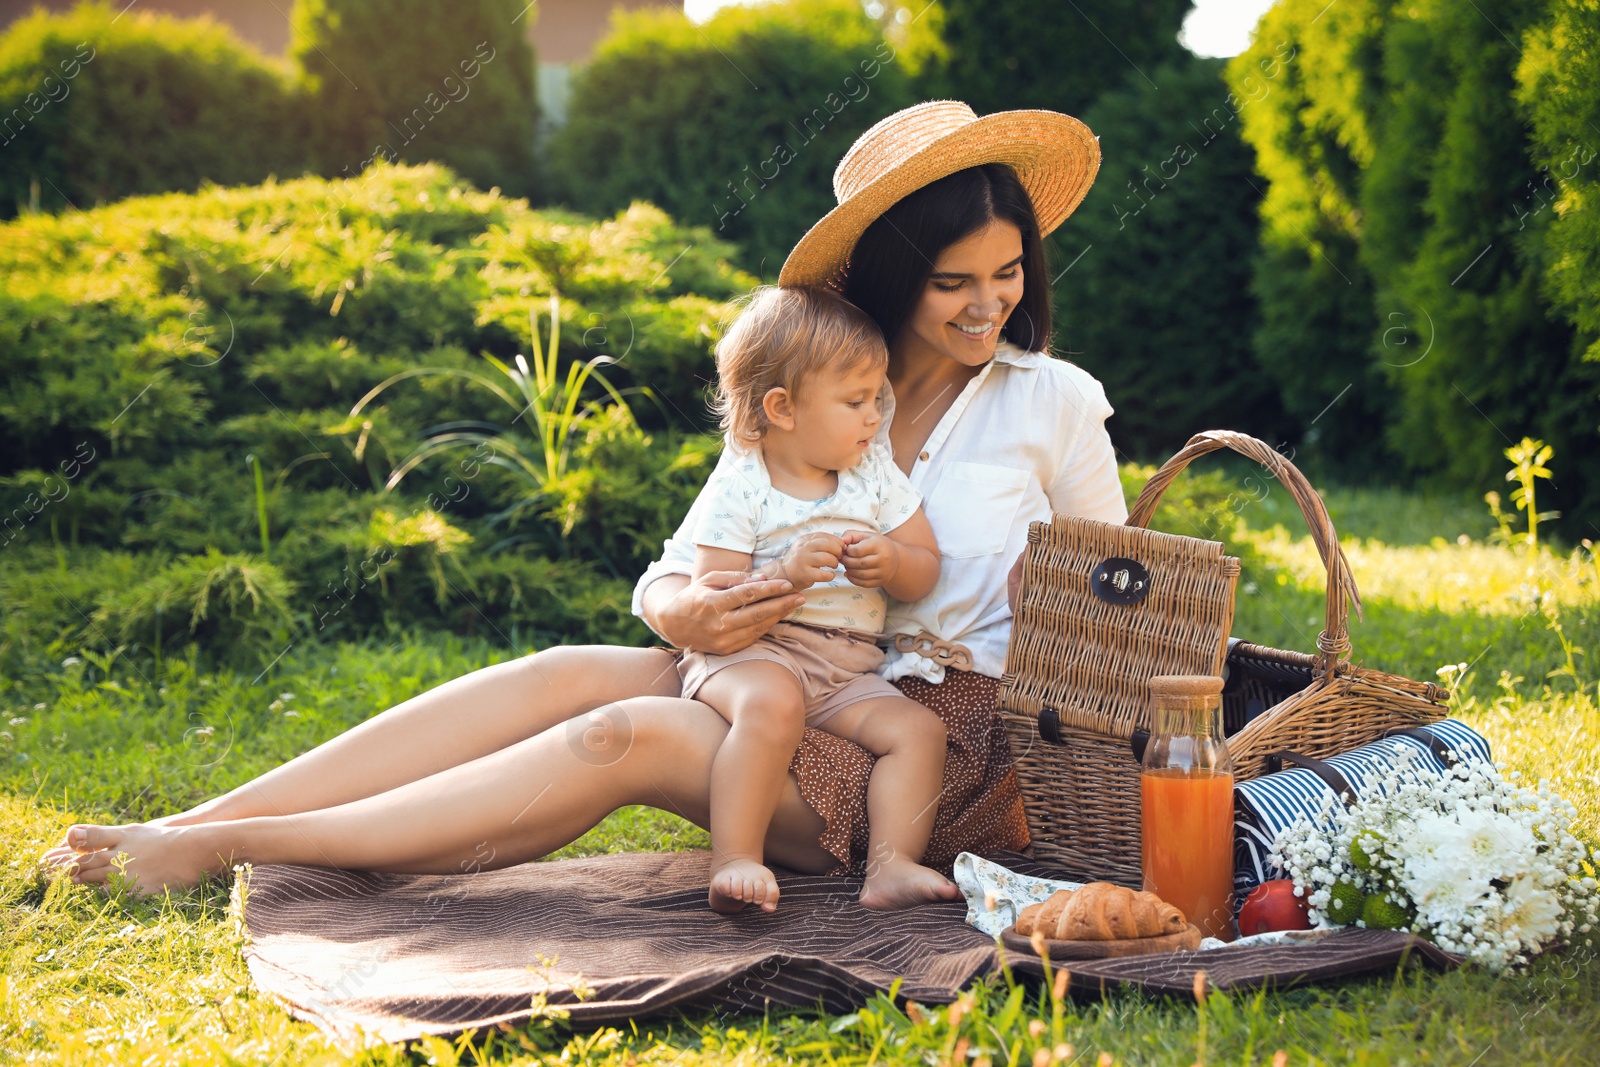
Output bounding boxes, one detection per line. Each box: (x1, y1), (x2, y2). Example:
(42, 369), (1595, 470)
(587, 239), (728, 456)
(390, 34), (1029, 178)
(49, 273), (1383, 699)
(1125, 430), (1362, 677)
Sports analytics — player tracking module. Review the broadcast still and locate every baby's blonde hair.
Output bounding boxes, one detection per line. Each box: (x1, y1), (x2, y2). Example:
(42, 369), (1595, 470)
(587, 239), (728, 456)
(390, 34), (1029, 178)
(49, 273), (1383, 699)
(712, 285), (888, 444)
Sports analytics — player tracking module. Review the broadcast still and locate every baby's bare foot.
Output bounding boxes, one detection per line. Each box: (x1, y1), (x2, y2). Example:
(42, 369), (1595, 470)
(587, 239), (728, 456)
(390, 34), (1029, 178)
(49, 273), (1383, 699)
(708, 857), (780, 914)
(50, 823), (230, 897)
(858, 858), (961, 911)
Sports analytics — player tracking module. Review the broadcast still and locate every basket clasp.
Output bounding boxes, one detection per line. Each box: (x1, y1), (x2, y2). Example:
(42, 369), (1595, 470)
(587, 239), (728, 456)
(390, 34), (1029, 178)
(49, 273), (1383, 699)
(1090, 557), (1150, 605)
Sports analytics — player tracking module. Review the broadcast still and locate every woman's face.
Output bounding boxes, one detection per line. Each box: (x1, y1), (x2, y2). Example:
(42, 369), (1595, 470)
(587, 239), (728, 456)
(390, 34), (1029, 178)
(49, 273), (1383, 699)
(899, 219), (1026, 368)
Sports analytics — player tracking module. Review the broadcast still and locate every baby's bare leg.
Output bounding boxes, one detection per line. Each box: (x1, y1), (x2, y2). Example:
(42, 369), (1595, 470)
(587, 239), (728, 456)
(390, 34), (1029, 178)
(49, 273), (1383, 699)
(818, 696), (959, 910)
(696, 661), (807, 914)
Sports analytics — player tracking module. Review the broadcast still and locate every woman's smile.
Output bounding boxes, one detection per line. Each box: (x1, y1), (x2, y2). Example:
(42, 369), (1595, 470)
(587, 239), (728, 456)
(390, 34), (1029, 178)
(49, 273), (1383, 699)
(896, 219), (1025, 370)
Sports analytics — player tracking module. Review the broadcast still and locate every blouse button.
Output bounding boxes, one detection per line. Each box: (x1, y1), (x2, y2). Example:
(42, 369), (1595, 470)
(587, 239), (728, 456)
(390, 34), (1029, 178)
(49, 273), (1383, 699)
(918, 451), (930, 461)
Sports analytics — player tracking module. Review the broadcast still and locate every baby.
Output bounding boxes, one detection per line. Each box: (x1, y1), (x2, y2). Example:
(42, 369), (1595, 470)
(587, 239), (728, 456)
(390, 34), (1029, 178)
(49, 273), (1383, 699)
(677, 285), (958, 914)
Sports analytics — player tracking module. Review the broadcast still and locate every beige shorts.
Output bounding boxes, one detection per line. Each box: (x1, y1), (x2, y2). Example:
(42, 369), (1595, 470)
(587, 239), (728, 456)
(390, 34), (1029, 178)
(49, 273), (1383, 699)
(677, 621), (901, 728)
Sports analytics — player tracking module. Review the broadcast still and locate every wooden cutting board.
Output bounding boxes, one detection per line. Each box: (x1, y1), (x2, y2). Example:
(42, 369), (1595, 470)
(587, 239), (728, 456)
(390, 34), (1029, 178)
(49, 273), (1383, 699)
(1000, 923), (1204, 959)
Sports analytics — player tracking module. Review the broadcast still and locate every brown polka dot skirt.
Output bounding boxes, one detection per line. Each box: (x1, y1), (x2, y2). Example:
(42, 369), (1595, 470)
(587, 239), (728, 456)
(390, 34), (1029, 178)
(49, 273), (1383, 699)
(787, 670), (1032, 876)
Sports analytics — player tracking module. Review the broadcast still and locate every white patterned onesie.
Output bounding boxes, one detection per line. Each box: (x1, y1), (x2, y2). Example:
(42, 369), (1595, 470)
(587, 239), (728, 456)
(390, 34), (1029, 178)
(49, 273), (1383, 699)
(675, 439), (925, 725)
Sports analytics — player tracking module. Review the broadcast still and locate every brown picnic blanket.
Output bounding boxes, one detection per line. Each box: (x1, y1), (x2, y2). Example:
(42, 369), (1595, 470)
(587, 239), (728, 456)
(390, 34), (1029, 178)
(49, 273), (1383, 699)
(235, 850), (1464, 1045)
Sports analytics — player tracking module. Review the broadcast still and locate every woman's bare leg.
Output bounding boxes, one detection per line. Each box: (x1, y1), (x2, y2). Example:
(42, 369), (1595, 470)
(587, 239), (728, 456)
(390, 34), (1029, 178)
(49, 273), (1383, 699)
(38, 645), (683, 869)
(58, 697), (838, 896)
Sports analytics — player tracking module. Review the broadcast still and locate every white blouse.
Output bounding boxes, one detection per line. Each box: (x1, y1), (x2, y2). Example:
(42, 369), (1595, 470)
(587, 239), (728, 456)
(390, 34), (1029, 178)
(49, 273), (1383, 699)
(632, 341), (1129, 682)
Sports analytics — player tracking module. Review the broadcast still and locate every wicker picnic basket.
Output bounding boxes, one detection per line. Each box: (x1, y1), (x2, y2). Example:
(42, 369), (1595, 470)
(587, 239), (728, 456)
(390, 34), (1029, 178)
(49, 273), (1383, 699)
(997, 430), (1450, 885)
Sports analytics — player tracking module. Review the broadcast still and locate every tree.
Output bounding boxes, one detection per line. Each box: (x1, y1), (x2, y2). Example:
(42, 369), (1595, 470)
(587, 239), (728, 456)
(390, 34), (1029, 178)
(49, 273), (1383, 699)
(292, 0), (538, 201)
(1058, 56), (1290, 461)
(1356, 0), (1587, 503)
(1225, 0), (1392, 477)
(1516, 0), (1600, 520)
(548, 0), (924, 276)
(1227, 0), (1598, 516)
(923, 0), (1191, 118)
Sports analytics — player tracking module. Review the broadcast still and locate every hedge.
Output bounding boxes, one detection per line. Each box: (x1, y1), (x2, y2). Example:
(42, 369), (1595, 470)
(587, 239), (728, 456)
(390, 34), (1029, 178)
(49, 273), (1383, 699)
(0, 163), (750, 668)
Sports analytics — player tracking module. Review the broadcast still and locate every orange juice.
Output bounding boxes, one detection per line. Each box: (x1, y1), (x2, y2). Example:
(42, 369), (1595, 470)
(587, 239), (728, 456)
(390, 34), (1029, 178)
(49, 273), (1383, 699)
(1141, 767), (1236, 941)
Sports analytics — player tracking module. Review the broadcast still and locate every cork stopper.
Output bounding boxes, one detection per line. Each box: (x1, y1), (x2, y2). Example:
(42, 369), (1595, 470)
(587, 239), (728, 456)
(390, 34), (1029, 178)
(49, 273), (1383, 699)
(1147, 674), (1225, 698)
(1147, 673), (1225, 726)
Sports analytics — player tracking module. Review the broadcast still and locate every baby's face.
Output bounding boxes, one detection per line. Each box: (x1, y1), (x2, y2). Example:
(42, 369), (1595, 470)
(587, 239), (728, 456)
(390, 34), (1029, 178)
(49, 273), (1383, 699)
(788, 360), (885, 472)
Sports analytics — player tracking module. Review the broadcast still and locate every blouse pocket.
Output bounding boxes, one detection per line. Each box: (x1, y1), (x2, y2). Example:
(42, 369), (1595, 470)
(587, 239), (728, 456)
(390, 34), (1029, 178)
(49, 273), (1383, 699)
(927, 461), (1032, 558)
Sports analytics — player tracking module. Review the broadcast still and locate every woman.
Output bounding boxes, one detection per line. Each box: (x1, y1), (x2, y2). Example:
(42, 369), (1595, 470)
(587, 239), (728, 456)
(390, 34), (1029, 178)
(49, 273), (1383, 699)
(41, 102), (1127, 907)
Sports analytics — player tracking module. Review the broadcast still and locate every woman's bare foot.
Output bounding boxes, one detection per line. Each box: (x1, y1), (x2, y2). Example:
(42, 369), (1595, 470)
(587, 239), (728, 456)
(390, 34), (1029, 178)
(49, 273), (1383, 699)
(858, 857), (961, 910)
(37, 810), (201, 872)
(45, 823), (231, 897)
(708, 857), (780, 914)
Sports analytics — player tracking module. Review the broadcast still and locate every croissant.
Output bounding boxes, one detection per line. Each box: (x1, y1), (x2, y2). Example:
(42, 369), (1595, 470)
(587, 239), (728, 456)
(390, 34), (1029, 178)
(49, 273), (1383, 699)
(1014, 883), (1188, 940)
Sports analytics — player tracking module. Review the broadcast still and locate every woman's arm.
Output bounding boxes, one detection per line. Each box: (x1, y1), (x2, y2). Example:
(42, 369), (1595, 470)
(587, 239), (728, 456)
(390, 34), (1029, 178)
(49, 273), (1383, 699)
(637, 445), (811, 653)
(1010, 367), (1128, 613)
(1044, 380), (1128, 524)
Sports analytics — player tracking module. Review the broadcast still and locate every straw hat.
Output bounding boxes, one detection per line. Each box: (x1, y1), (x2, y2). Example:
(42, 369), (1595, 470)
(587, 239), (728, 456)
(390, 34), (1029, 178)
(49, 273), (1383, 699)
(778, 100), (1100, 289)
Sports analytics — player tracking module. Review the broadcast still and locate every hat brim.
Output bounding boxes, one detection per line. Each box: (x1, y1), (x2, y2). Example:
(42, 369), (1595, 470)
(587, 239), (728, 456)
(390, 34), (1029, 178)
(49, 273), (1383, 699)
(777, 109), (1100, 290)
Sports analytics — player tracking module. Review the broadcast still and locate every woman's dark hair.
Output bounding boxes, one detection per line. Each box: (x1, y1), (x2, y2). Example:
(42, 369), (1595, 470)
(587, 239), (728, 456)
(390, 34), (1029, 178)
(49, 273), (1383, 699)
(842, 163), (1052, 353)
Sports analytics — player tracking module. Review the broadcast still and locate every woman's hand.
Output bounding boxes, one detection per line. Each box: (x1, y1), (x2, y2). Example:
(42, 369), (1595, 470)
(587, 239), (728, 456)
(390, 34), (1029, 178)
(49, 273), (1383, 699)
(1007, 550), (1025, 612)
(641, 571), (805, 656)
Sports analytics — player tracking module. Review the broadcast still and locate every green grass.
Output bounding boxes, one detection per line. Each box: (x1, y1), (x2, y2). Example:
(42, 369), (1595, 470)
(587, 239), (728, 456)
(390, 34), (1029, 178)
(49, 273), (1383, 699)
(3, 484), (1599, 1064)
(1248, 479), (1496, 548)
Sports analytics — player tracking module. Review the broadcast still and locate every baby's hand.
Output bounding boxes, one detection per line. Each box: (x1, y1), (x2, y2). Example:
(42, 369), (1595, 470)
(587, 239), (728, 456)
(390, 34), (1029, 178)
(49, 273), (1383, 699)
(840, 531), (900, 588)
(774, 533), (844, 590)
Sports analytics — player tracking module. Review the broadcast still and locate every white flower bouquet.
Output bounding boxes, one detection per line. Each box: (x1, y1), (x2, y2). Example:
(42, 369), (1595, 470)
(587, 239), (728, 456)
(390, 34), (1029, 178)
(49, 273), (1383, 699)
(1269, 744), (1598, 970)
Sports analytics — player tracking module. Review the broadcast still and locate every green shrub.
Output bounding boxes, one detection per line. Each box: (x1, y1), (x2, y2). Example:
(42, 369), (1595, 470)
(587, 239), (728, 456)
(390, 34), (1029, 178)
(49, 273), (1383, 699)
(448, 552), (648, 648)
(89, 549), (297, 658)
(1352, 0), (1592, 509)
(0, 163), (752, 660)
(0, 545), (294, 670)
(473, 201), (754, 429)
(614, 294), (730, 430)
(0, 1), (305, 219)
(549, 0), (921, 275)
(0, 287), (214, 469)
(1118, 459), (1246, 542)
(538, 409), (720, 576)
(291, 0), (538, 201)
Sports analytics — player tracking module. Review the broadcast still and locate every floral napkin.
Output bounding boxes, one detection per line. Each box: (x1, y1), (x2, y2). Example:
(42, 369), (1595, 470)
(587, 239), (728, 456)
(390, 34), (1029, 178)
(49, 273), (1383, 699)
(952, 852), (1085, 936)
(951, 852), (1339, 952)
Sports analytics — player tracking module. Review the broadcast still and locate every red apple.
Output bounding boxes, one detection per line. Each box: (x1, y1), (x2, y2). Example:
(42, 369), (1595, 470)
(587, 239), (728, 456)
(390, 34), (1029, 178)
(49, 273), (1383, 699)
(1237, 880), (1313, 936)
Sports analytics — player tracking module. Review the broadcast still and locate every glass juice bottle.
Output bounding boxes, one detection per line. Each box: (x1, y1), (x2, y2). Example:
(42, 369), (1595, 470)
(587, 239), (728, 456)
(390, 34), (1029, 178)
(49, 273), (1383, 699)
(1140, 674), (1236, 941)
